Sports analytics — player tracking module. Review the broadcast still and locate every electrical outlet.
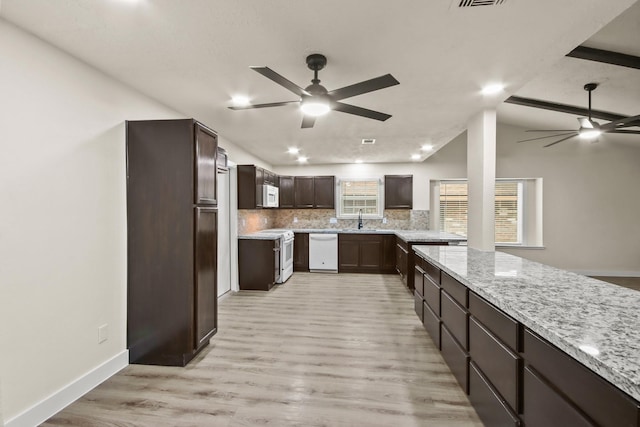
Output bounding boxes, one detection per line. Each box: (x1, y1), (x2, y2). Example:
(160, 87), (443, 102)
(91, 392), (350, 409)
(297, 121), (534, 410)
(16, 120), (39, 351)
(383, 217), (388, 224)
(242, 219), (246, 226)
(293, 217), (298, 223)
(329, 217), (337, 224)
(263, 218), (268, 224)
(98, 324), (108, 344)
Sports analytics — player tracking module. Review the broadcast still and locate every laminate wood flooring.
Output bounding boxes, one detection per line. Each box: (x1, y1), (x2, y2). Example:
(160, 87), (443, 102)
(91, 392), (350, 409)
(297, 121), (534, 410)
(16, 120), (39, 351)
(42, 273), (483, 427)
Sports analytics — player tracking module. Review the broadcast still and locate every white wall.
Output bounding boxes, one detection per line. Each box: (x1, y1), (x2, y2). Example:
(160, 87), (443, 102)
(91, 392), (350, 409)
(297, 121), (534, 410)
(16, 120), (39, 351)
(0, 19), (259, 424)
(275, 162), (431, 210)
(423, 122), (640, 275)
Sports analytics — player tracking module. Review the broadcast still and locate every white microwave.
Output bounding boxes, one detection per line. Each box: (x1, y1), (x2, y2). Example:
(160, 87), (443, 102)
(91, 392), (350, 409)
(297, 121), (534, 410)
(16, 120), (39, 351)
(263, 184), (279, 208)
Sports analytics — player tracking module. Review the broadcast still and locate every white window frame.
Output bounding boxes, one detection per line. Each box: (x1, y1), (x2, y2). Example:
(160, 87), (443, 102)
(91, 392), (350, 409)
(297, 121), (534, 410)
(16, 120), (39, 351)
(432, 178), (543, 247)
(336, 177), (384, 219)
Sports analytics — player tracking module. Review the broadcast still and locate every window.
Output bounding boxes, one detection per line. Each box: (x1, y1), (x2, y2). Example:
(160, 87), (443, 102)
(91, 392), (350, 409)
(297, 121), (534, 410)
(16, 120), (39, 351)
(337, 178), (383, 218)
(436, 179), (540, 246)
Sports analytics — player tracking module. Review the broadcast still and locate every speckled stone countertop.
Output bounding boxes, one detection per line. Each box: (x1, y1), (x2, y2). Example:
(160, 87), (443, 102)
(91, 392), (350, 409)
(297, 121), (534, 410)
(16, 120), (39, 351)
(240, 228), (466, 242)
(413, 245), (640, 402)
(395, 230), (467, 244)
(237, 233), (281, 240)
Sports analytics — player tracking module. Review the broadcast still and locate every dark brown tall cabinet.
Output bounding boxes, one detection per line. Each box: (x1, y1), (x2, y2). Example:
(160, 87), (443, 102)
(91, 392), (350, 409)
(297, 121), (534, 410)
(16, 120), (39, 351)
(126, 119), (218, 367)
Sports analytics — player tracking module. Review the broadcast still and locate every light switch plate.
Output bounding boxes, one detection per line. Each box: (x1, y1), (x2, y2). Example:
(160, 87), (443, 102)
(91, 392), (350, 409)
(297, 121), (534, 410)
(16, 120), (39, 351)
(293, 217), (298, 223)
(329, 217), (337, 224)
(383, 217), (388, 224)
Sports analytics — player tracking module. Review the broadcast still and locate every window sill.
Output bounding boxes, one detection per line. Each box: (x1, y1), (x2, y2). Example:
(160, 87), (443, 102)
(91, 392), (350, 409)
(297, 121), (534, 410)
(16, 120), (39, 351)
(497, 245), (545, 250)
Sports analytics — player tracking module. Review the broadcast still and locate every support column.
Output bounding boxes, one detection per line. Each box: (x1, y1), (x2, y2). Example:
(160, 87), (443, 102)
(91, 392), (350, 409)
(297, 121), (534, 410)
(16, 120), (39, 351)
(467, 110), (496, 251)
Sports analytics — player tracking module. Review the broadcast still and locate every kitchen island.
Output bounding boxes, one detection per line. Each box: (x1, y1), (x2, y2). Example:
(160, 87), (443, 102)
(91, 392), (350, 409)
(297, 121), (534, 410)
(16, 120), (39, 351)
(413, 245), (640, 427)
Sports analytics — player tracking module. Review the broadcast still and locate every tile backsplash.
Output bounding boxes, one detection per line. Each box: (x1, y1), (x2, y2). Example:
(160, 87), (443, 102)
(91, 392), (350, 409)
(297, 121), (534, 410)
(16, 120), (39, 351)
(238, 209), (429, 234)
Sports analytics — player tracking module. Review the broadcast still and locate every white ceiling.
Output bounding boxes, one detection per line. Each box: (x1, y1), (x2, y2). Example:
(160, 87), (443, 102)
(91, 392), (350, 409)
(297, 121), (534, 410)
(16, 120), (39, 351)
(1, 0), (638, 165)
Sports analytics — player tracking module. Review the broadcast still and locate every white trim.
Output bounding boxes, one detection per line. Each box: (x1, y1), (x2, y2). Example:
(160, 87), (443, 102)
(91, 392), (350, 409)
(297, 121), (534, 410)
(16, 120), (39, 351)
(571, 270), (640, 278)
(5, 351), (128, 427)
(497, 245), (545, 250)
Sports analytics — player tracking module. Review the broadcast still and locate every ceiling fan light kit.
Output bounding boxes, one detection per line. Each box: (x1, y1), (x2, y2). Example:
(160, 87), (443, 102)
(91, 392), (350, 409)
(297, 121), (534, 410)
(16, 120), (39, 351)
(228, 53), (399, 128)
(518, 82), (640, 147)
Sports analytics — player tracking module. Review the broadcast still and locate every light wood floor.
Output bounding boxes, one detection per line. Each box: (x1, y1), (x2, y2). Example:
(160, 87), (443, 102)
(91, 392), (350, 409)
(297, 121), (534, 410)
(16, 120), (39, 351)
(42, 273), (482, 427)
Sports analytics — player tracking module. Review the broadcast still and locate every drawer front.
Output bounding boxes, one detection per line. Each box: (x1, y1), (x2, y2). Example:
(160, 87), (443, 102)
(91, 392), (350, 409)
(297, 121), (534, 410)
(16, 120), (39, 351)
(441, 272), (468, 307)
(414, 290), (423, 322)
(469, 361), (521, 427)
(469, 292), (519, 351)
(469, 317), (521, 412)
(441, 325), (470, 394)
(524, 329), (639, 427)
(423, 259), (441, 285)
(523, 366), (594, 427)
(414, 266), (424, 297)
(423, 275), (441, 316)
(441, 290), (468, 350)
(422, 301), (441, 350)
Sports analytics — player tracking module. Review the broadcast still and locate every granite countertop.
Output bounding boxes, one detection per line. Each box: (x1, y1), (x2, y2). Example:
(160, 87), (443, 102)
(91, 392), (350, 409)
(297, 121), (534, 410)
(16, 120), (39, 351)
(237, 233), (281, 240)
(240, 228), (466, 242)
(412, 245), (640, 401)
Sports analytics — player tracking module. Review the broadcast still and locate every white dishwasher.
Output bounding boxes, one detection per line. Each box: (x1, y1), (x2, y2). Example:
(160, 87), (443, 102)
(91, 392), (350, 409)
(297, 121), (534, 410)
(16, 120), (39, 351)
(309, 233), (338, 272)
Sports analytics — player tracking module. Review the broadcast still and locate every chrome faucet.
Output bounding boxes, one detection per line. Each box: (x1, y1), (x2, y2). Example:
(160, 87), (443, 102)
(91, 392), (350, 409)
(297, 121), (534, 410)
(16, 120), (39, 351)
(358, 209), (363, 230)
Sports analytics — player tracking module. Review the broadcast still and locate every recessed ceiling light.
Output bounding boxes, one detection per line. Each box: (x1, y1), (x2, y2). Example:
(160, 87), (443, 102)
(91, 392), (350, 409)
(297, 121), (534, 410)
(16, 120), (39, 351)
(287, 147), (300, 155)
(297, 156), (308, 163)
(481, 83), (504, 96)
(355, 159), (363, 164)
(421, 144), (434, 151)
(231, 95), (250, 106)
(411, 154), (421, 161)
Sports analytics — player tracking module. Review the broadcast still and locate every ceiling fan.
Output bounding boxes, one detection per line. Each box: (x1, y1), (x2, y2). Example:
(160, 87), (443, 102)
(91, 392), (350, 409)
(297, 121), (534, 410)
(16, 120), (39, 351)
(228, 53), (399, 129)
(518, 83), (640, 147)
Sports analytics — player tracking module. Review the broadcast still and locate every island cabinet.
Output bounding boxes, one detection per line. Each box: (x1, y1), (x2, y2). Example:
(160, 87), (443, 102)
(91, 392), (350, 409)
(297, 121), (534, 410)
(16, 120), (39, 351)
(384, 175), (413, 209)
(397, 239), (449, 291)
(413, 249), (640, 427)
(278, 175), (295, 208)
(126, 119), (218, 367)
(238, 238), (280, 291)
(293, 176), (335, 209)
(293, 232), (309, 272)
(338, 234), (396, 274)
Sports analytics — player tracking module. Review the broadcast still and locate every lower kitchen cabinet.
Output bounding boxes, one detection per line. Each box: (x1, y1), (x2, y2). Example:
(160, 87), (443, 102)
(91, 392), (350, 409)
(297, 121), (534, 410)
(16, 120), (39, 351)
(293, 232), (309, 272)
(238, 238), (280, 291)
(413, 250), (640, 427)
(338, 234), (396, 273)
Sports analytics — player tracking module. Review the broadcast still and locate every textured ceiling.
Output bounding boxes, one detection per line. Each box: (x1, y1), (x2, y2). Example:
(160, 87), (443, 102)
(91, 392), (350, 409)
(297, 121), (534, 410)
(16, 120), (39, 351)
(1, 0), (638, 164)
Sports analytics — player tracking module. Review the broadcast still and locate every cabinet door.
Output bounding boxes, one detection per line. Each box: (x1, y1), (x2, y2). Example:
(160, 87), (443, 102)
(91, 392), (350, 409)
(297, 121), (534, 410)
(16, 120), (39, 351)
(279, 176), (295, 208)
(382, 235), (397, 272)
(294, 177), (315, 208)
(194, 123), (218, 205)
(314, 176), (335, 209)
(338, 237), (360, 271)
(255, 167), (264, 207)
(360, 238), (383, 270)
(194, 207), (217, 349)
(384, 175), (412, 209)
(293, 233), (309, 271)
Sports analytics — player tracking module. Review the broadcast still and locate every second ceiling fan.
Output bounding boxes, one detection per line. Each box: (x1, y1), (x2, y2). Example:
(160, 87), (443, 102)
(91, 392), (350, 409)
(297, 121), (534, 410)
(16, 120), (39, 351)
(518, 83), (640, 147)
(229, 53), (399, 129)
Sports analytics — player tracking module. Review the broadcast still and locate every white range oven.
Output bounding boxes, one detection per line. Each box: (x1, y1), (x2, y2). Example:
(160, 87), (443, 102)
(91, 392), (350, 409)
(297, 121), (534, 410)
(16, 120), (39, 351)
(259, 229), (294, 283)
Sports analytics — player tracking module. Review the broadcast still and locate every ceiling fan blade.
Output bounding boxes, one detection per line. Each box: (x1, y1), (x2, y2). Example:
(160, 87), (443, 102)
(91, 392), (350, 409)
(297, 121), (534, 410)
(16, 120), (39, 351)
(331, 101), (392, 121)
(608, 129), (640, 134)
(601, 114), (640, 130)
(328, 74), (399, 101)
(228, 100), (299, 110)
(544, 134), (579, 148)
(525, 129), (576, 132)
(250, 66), (310, 97)
(518, 132), (577, 143)
(301, 115), (316, 129)
(578, 117), (595, 129)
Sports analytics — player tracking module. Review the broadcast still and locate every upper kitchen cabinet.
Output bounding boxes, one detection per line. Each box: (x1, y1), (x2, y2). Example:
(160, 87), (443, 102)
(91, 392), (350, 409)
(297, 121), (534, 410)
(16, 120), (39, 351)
(385, 175), (413, 209)
(237, 165), (279, 209)
(294, 176), (315, 208)
(279, 175), (295, 208)
(294, 176), (335, 209)
(194, 123), (218, 205)
(314, 176), (335, 209)
(126, 118), (218, 367)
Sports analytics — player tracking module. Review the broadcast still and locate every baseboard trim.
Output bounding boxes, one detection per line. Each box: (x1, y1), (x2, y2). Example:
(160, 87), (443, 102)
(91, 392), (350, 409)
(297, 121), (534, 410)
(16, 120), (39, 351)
(5, 350), (128, 427)
(573, 270), (640, 278)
